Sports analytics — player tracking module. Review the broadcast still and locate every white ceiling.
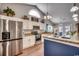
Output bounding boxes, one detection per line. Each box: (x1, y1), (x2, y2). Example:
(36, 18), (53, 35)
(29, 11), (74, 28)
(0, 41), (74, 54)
(28, 3), (79, 23)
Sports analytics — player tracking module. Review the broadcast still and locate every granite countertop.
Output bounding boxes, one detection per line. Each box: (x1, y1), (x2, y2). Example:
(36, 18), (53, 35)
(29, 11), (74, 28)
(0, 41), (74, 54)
(41, 33), (79, 44)
(41, 32), (53, 34)
(24, 33), (35, 36)
(44, 36), (79, 44)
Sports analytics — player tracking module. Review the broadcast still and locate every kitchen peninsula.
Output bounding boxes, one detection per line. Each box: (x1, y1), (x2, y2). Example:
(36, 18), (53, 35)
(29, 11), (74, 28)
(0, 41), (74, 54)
(43, 26), (79, 56)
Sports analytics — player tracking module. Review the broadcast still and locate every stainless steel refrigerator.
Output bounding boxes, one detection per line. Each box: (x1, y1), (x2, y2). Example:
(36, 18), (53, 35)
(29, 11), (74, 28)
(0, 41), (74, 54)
(0, 19), (23, 56)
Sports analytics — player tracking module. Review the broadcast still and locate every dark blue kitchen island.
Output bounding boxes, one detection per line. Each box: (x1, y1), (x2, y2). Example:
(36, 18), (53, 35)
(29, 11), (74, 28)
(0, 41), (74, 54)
(44, 37), (79, 56)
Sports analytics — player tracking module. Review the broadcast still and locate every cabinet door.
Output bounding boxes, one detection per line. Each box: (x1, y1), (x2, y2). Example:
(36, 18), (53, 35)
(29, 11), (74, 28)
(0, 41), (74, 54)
(23, 20), (29, 29)
(23, 37), (30, 49)
(28, 36), (35, 47)
(23, 36), (35, 49)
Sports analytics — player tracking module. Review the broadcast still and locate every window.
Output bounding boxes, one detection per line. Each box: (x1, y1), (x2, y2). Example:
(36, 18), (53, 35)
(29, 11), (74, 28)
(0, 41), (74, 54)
(41, 19), (45, 23)
(59, 26), (63, 36)
(22, 15), (29, 20)
(29, 9), (40, 18)
(33, 26), (40, 30)
(58, 25), (71, 38)
(46, 24), (53, 32)
(65, 25), (71, 38)
(31, 17), (39, 22)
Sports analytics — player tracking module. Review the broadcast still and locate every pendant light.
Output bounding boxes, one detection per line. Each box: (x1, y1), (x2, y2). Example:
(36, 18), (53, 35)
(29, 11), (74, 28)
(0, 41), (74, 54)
(70, 3), (79, 12)
(73, 11), (78, 21)
(72, 13), (78, 18)
(73, 17), (78, 21)
(72, 12), (78, 18)
(44, 3), (52, 20)
(70, 3), (79, 21)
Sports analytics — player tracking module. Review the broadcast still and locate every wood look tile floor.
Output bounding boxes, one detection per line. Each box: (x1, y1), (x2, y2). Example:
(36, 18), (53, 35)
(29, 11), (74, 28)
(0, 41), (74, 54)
(19, 43), (44, 56)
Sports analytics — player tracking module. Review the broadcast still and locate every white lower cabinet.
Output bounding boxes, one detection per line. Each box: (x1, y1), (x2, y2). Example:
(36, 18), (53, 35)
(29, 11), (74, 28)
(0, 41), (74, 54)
(23, 35), (35, 49)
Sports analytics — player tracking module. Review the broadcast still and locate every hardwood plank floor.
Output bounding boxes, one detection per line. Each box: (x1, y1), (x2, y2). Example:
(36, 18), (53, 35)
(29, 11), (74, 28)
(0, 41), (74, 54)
(19, 43), (44, 56)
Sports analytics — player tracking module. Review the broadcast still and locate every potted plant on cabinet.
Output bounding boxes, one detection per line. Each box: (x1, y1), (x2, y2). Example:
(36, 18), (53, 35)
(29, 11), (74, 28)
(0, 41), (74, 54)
(3, 7), (15, 17)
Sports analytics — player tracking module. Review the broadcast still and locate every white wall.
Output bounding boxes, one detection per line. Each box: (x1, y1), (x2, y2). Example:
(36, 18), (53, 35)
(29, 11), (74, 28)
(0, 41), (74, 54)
(0, 3), (46, 32)
(0, 3), (54, 33)
(0, 3), (44, 18)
